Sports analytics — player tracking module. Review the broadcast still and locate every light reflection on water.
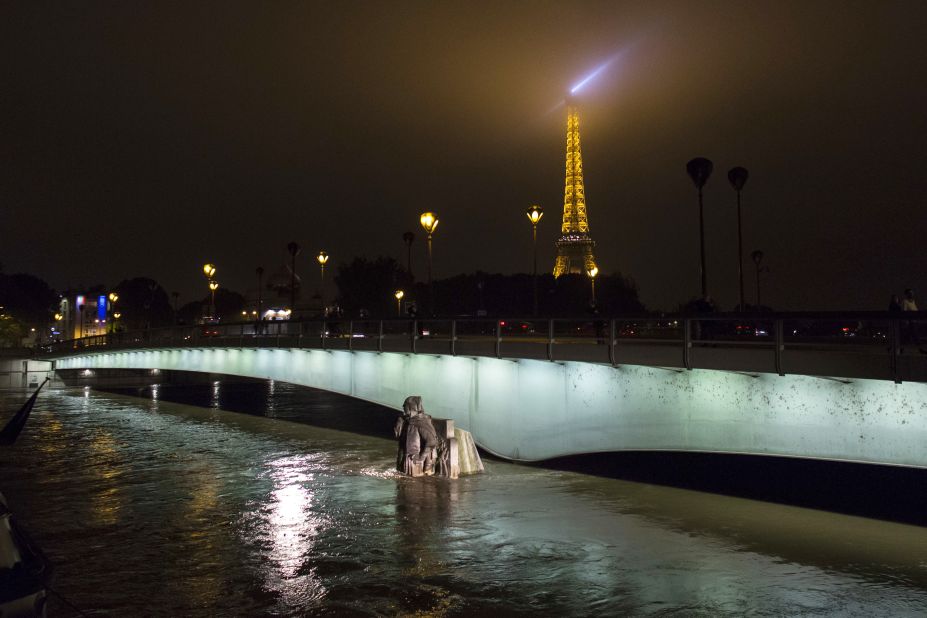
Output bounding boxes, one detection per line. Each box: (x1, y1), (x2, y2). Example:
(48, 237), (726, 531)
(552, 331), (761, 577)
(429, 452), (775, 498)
(2, 385), (927, 616)
(252, 454), (327, 607)
(87, 430), (123, 526)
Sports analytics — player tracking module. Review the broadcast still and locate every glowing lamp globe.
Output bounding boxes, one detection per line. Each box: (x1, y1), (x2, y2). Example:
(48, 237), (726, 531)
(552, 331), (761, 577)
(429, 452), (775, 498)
(526, 204), (543, 225)
(420, 212), (439, 235)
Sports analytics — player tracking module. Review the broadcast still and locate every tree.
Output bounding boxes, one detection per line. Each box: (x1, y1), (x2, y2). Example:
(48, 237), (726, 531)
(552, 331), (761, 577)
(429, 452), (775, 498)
(334, 256), (410, 317)
(214, 288), (245, 322)
(0, 312), (27, 348)
(113, 277), (173, 329)
(177, 300), (203, 326)
(0, 273), (58, 325)
(175, 289), (245, 325)
(414, 271), (646, 317)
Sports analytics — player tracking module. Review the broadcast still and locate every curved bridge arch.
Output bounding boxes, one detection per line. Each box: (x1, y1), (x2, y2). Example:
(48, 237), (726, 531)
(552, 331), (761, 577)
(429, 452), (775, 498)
(54, 347), (927, 467)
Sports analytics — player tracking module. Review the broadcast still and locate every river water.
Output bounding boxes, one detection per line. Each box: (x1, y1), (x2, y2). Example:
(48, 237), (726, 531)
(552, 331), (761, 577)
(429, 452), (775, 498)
(3, 381), (927, 616)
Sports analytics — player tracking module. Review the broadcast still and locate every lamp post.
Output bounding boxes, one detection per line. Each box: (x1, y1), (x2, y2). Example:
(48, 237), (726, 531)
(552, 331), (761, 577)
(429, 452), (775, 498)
(420, 212), (439, 315)
(171, 291), (179, 323)
(686, 158), (713, 299)
(728, 167), (749, 311)
(209, 281), (219, 319)
(287, 242), (300, 315)
(587, 265), (599, 306)
(317, 251), (329, 314)
(202, 263), (216, 321)
(107, 292), (118, 333)
(394, 290), (404, 316)
(255, 266), (264, 319)
(402, 232), (415, 279)
(526, 204), (544, 315)
(751, 250), (764, 309)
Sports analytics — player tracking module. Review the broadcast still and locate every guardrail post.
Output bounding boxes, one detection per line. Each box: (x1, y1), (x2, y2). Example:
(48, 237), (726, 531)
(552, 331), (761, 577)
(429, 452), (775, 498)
(349, 321), (354, 351)
(547, 319), (554, 361)
(275, 322), (281, 347)
(378, 321), (383, 353)
(609, 319), (616, 366)
(297, 321), (303, 348)
(412, 320), (418, 354)
(239, 323), (244, 348)
(451, 320), (457, 356)
(683, 318), (692, 370)
(775, 318), (784, 376)
(891, 318), (901, 384)
(495, 320), (502, 358)
(321, 321), (327, 350)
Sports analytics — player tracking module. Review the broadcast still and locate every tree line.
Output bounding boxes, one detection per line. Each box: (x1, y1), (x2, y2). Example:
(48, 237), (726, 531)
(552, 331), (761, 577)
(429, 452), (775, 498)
(0, 256), (649, 346)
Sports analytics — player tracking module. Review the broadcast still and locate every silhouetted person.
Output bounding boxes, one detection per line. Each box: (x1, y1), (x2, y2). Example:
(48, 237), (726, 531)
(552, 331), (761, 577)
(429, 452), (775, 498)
(902, 289), (921, 348)
(693, 295), (716, 341)
(889, 294), (902, 312)
(588, 302), (606, 344)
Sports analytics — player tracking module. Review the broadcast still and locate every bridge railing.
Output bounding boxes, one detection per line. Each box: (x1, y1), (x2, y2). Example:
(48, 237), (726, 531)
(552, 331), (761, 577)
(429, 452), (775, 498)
(39, 312), (927, 383)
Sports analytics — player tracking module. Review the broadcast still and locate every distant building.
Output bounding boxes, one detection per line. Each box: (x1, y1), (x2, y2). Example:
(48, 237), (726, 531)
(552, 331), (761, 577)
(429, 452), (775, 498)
(69, 294), (109, 338)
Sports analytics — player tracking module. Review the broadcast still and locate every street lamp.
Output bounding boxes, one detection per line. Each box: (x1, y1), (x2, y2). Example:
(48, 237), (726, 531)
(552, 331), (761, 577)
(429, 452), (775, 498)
(526, 204), (544, 315)
(728, 167), (750, 311)
(587, 265), (599, 306)
(686, 157), (713, 299)
(77, 301), (85, 338)
(287, 242), (300, 315)
(202, 264), (217, 321)
(209, 280), (219, 320)
(317, 251), (329, 314)
(107, 292), (118, 333)
(420, 211), (439, 315)
(256, 266), (264, 319)
(402, 232), (415, 278)
(394, 290), (404, 316)
(751, 250), (765, 309)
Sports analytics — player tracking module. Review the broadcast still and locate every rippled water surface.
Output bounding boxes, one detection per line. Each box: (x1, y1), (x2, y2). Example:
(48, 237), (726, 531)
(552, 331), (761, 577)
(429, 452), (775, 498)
(3, 382), (927, 616)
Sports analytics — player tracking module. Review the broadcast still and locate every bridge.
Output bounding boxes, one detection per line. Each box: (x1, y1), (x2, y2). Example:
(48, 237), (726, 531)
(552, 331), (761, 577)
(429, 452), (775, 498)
(41, 313), (927, 467)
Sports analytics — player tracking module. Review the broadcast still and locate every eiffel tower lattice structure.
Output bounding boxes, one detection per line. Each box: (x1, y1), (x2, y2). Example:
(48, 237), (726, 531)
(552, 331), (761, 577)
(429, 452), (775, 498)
(552, 99), (599, 278)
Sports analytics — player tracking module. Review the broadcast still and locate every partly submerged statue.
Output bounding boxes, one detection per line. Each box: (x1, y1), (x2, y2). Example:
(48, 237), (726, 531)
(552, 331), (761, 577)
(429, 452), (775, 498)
(395, 396), (438, 476)
(394, 396), (484, 479)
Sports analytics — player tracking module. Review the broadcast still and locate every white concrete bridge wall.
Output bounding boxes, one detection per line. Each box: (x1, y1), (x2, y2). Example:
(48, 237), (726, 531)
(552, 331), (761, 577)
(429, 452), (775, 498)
(55, 348), (927, 467)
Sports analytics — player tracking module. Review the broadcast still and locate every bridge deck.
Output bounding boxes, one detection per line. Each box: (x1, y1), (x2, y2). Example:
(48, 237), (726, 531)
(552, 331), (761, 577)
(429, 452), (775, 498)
(40, 313), (927, 383)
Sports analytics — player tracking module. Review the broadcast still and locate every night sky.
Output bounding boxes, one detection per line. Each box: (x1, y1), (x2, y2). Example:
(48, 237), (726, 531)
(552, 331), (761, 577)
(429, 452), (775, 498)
(2, 1), (925, 312)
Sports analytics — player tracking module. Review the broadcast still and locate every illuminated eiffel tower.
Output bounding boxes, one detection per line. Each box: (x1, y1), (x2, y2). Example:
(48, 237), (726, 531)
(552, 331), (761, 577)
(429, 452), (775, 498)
(552, 98), (598, 278)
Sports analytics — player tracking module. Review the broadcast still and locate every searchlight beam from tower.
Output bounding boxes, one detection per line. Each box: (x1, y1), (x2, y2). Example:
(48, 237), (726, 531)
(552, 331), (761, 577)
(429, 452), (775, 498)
(569, 59), (615, 95)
